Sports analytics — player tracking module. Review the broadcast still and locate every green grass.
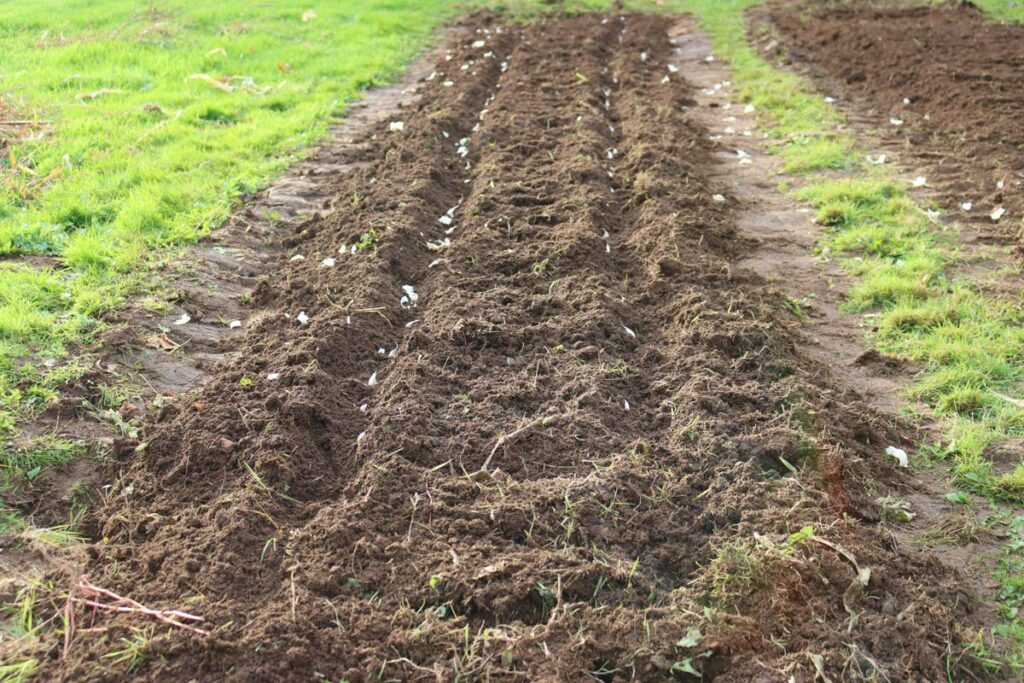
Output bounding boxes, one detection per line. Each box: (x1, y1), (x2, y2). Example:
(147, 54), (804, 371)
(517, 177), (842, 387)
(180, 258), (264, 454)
(800, 176), (1024, 500)
(0, 438), (85, 493)
(973, 0), (1024, 23)
(0, 660), (38, 683)
(779, 135), (853, 174)
(1, 1), (459, 270)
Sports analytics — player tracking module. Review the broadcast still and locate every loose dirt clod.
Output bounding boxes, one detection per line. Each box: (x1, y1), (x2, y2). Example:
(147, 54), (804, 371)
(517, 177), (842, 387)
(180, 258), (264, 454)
(37, 12), (986, 682)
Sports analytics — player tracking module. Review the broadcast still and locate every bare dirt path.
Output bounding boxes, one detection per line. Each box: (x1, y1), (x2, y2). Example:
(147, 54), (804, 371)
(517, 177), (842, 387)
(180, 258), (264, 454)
(29, 13), (988, 682)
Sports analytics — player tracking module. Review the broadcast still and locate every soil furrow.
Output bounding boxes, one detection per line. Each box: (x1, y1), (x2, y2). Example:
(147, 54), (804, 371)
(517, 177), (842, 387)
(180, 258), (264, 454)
(45, 13), (989, 683)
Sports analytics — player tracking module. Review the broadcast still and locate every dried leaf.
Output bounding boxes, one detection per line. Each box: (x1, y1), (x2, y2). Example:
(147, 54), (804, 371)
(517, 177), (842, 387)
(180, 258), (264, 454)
(144, 334), (178, 351)
(188, 74), (233, 93)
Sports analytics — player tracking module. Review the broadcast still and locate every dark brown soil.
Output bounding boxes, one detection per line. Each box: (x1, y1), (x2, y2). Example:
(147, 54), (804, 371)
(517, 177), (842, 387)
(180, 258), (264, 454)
(769, 1), (1024, 245)
(3, 31), (442, 533)
(27, 13), (986, 682)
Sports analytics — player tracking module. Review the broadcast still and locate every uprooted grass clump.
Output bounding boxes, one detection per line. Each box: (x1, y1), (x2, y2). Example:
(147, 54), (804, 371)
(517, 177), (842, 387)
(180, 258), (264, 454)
(690, 521), (984, 677)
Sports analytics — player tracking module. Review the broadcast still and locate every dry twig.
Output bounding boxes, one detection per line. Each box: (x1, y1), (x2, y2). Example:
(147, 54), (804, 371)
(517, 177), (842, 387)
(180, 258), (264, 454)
(63, 574), (208, 657)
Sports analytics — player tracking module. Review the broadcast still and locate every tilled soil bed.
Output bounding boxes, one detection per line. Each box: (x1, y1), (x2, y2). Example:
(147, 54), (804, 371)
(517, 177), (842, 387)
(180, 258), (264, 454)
(770, 2), (1024, 245)
(37, 12), (986, 682)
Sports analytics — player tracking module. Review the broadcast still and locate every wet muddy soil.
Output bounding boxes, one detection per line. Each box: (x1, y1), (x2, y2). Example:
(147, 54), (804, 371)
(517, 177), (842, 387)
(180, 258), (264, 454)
(769, 2), (1024, 247)
(26, 12), (991, 682)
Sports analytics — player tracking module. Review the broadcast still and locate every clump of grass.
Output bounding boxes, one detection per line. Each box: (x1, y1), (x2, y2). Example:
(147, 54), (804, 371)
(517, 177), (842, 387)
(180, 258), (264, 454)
(910, 513), (987, 547)
(780, 135), (853, 173)
(878, 294), (968, 335)
(780, 296), (810, 320)
(355, 228), (380, 253)
(0, 438), (86, 488)
(102, 629), (151, 673)
(0, 660), (38, 683)
(994, 468), (1024, 500)
(16, 524), (82, 549)
(990, 515), (1024, 670)
(704, 526), (815, 609)
(974, 0), (1024, 23)
(706, 540), (766, 608)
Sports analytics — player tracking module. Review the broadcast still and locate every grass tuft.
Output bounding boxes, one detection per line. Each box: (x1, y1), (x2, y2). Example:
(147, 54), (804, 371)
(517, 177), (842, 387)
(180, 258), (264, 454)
(780, 135), (852, 173)
(973, 0), (1024, 23)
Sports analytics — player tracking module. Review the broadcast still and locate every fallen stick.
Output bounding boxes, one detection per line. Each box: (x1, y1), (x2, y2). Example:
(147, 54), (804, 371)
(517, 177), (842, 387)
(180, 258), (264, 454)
(479, 417), (542, 473)
(474, 413), (565, 476)
(71, 598), (208, 634)
(77, 580), (204, 623)
(63, 575), (209, 658)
